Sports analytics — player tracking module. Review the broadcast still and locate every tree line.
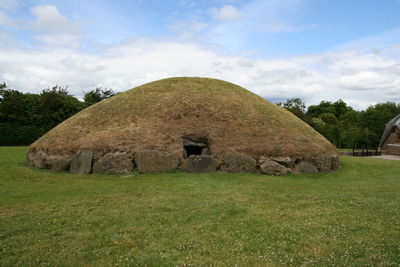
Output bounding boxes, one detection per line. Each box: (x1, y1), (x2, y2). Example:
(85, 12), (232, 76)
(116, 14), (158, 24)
(1, 82), (399, 148)
(0, 83), (115, 145)
(277, 98), (400, 149)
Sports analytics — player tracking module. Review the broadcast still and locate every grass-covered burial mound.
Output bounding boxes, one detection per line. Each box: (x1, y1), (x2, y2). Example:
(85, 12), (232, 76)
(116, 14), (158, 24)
(28, 77), (339, 175)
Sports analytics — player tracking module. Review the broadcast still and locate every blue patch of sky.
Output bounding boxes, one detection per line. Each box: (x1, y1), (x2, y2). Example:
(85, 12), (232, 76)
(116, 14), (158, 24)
(208, 0), (400, 57)
(2, 0), (400, 56)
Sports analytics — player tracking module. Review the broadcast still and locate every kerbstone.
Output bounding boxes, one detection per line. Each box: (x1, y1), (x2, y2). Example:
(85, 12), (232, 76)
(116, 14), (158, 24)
(32, 151), (47, 169)
(331, 156), (340, 171)
(135, 150), (179, 173)
(183, 155), (219, 173)
(27, 151), (36, 167)
(297, 161), (318, 174)
(69, 150), (94, 174)
(271, 156), (292, 168)
(260, 160), (291, 176)
(222, 153), (257, 173)
(46, 155), (71, 171)
(93, 152), (133, 174)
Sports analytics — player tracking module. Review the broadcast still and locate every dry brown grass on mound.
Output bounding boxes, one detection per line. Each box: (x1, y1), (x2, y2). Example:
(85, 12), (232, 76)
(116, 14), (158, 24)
(29, 77), (337, 163)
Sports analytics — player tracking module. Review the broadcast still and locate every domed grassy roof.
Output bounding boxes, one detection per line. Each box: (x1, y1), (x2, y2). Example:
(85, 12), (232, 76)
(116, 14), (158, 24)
(30, 77), (337, 161)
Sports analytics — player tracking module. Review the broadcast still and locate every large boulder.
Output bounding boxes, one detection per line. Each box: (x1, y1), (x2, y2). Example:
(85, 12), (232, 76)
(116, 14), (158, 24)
(28, 151), (47, 169)
(271, 156), (292, 168)
(296, 161), (318, 174)
(319, 156), (339, 173)
(93, 152), (133, 174)
(27, 152), (33, 167)
(46, 155), (71, 171)
(69, 150), (94, 174)
(259, 160), (291, 176)
(135, 150), (179, 173)
(182, 155), (219, 173)
(331, 156), (340, 171)
(27, 151), (36, 167)
(222, 153), (257, 173)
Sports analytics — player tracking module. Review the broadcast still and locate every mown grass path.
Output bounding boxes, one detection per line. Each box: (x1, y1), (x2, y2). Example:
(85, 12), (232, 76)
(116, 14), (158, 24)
(1, 147), (399, 266)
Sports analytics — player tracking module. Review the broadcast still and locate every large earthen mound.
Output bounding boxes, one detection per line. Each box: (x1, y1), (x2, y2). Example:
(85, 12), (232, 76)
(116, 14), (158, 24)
(28, 77), (339, 174)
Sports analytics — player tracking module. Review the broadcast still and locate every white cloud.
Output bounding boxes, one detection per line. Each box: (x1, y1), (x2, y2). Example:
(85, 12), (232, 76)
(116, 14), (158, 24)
(0, 0), (19, 11)
(178, 0), (196, 8)
(202, 0), (317, 54)
(170, 20), (209, 40)
(334, 28), (400, 51)
(30, 5), (83, 47)
(0, 10), (16, 26)
(0, 38), (399, 110)
(211, 5), (242, 21)
(214, 0), (312, 33)
(0, 0), (398, 111)
(0, 30), (16, 48)
(339, 71), (396, 91)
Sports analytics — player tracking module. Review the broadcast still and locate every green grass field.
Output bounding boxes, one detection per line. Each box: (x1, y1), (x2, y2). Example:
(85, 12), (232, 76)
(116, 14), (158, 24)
(1, 147), (399, 266)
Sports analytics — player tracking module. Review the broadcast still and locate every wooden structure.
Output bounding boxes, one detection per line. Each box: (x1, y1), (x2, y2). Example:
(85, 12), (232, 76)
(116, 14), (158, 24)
(378, 114), (400, 155)
(387, 144), (400, 155)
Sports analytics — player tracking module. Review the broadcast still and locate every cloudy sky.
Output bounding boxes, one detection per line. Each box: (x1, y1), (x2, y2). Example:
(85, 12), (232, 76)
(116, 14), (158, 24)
(0, 0), (399, 109)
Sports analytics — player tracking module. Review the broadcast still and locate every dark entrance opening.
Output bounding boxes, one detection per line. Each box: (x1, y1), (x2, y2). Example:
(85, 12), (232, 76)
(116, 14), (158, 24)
(184, 145), (203, 157)
(182, 133), (210, 159)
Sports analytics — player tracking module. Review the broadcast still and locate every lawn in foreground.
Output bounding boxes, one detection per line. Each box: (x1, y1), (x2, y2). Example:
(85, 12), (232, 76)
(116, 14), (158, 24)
(0, 147), (399, 266)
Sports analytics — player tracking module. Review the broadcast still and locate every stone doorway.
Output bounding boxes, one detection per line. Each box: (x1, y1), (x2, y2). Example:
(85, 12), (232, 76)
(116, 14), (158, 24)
(182, 134), (210, 159)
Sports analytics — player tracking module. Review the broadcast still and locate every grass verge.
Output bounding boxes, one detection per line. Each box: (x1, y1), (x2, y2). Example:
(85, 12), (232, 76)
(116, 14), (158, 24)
(1, 147), (399, 266)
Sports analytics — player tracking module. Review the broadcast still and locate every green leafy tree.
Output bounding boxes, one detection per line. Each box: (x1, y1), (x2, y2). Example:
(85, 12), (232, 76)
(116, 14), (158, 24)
(307, 101), (335, 118)
(0, 87), (45, 145)
(332, 100), (353, 119)
(84, 88), (116, 106)
(39, 86), (85, 129)
(360, 102), (400, 146)
(313, 113), (341, 147)
(277, 98), (308, 121)
(339, 110), (363, 148)
(0, 85), (85, 145)
(319, 113), (338, 125)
